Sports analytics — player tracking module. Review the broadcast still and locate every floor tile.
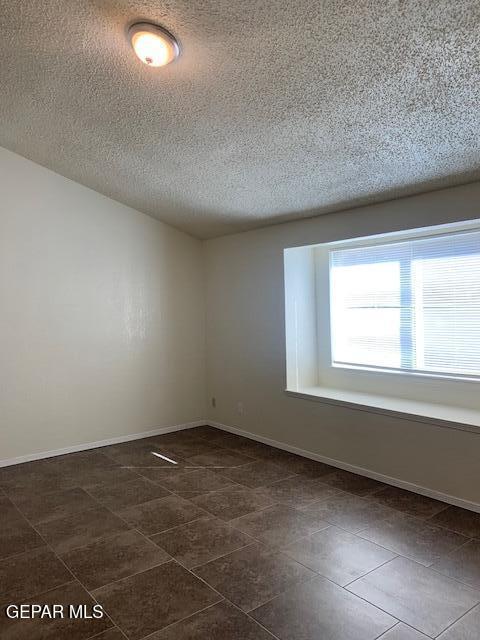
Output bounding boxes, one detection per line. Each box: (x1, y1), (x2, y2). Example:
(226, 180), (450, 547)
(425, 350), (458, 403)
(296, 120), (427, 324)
(76, 466), (141, 488)
(347, 556), (480, 637)
(186, 425), (222, 439)
(12, 487), (98, 524)
(437, 603), (480, 639)
(137, 466), (197, 483)
(150, 600), (275, 639)
(359, 512), (469, 566)
(370, 622), (429, 639)
(194, 430), (250, 449)
(0, 493), (16, 512)
(0, 580), (113, 640)
(282, 526), (395, 586)
(372, 486), (449, 518)
(103, 439), (192, 468)
(263, 450), (334, 478)
(59, 455), (133, 489)
(217, 460), (296, 488)
(231, 439), (281, 460)
(166, 490), (206, 499)
(231, 504), (329, 546)
(117, 494), (206, 535)
(94, 561), (222, 640)
(255, 475), (341, 508)
(155, 468), (234, 495)
(86, 477), (170, 510)
(186, 448), (254, 468)
(88, 629), (125, 640)
(190, 485), (275, 521)
(429, 506), (480, 538)
(322, 470), (385, 496)
(0, 460), (68, 500)
(36, 505), (130, 553)
(193, 542), (313, 611)
(101, 439), (155, 456)
(301, 493), (395, 533)
(50, 450), (120, 476)
(150, 438), (220, 459)
(251, 574), (396, 640)
(61, 529), (171, 590)
(151, 516), (252, 568)
(0, 505), (45, 559)
(0, 547), (72, 603)
(102, 444), (185, 469)
(432, 539), (480, 590)
(151, 430), (206, 445)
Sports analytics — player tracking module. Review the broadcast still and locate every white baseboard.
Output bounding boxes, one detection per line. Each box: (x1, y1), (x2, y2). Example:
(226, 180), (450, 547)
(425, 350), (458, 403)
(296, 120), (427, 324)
(208, 420), (480, 514)
(3, 417), (479, 515)
(0, 420), (206, 468)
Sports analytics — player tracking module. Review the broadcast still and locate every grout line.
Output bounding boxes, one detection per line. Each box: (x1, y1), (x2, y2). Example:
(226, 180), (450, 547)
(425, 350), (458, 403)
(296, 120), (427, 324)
(275, 537), (400, 596)
(81, 485), (174, 513)
(138, 600), (228, 640)
(339, 587), (421, 636)
(5, 477), (190, 639)
(85, 625), (129, 640)
(3, 502), (118, 633)
(373, 621), (403, 639)
(422, 511), (480, 538)
(87, 558), (176, 594)
(186, 557), (287, 638)
(342, 555), (401, 589)
(187, 539), (256, 571)
(243, 573), (320, 614)
(1, 434), (342, 640)
(352, 523), (474, 570)
(1, 578), (77, 604)
(3, 426), (479, 640)
(426, 559), (480, 592)
(366, 491), (451, 523)
(145, 515), (210, 537)
(185, 536), (330, 621)
(434, 600), (480, 638)
(91, 557), (229, 638)
(343, 541), (480, 591)
(228, 600), (282, 639)
(341, 552), (478, 638)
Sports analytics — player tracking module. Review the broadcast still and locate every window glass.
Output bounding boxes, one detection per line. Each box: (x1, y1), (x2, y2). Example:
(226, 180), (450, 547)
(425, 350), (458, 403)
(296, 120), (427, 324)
(329, 229), (480, 378)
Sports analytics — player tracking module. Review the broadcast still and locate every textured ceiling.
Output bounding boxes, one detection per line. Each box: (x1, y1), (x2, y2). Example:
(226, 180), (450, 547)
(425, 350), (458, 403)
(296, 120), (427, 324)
(1, 1), (479, 238)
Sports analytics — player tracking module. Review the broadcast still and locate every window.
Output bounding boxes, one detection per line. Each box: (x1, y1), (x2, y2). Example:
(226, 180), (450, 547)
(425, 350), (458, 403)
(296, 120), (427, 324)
(329, 229), (480, 379)
(284, 220), (480, 429)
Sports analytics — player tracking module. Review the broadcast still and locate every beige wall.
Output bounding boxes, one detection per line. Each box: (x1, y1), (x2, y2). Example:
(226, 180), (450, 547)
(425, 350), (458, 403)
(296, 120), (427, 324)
(205, 183), (480, 504)
(0, 147), (206, 461)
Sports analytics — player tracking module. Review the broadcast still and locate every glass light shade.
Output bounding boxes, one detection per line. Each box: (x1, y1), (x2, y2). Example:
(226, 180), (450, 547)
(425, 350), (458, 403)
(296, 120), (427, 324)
(129, 23), (179, 67)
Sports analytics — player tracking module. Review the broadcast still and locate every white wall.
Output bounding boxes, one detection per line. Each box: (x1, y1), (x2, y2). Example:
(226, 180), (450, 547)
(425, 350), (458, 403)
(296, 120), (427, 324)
(0, 147), (206, 461)
(3, 144), (480, 506)
(205, 183), (480, 505)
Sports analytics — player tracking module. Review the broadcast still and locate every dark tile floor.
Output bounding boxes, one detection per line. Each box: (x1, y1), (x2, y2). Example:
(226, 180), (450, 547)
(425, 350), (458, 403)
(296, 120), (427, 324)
(1, 426), (479, 639)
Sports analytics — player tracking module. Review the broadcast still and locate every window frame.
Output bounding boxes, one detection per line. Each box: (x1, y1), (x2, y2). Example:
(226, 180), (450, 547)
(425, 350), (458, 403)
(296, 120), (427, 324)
(325, 227), (480, 383)
(283, 217), (480, 433)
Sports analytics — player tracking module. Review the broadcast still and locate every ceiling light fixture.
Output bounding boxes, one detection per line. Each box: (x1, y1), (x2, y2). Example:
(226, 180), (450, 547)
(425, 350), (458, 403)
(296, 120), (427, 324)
(129, 22), (180, 67)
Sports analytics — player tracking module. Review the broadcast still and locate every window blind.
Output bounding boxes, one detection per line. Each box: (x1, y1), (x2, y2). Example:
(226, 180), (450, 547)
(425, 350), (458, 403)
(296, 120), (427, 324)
(329, 229), (480, 378)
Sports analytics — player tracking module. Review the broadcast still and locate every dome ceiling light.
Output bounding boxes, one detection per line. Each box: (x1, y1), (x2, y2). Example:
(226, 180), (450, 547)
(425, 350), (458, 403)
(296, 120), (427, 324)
(129, 22), (180, 67)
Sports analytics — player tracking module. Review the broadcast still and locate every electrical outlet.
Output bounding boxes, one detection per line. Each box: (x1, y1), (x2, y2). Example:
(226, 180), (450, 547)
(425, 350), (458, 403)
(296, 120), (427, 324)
(236, 401), (245, 416)
(211, 397), (216, 408)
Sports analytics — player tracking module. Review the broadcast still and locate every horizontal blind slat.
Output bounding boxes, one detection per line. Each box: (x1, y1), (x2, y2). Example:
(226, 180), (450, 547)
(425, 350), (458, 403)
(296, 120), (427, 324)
(329, 228), (480, 377)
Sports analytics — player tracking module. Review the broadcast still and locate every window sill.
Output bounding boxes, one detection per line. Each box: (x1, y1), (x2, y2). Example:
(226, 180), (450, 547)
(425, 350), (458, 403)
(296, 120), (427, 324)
(285, 386), (480, 435)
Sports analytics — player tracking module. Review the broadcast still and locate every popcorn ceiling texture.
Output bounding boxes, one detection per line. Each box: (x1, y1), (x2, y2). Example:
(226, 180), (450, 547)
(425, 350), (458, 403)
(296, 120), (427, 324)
(0, 0), (479, 238)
